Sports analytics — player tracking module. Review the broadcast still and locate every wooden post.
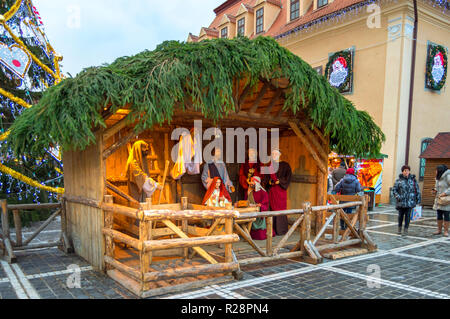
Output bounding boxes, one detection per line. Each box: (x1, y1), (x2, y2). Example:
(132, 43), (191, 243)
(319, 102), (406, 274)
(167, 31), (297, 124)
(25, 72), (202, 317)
(333, 210), (340, 243)
(104, 195), (115, 272)
(59, 198), (73, 253)
(1, 200), (15, 263)
(1, 199), (10, 239)
(300, 203), (308, 253)
(266, 216), (273, 257)
(359, 195), (368, 239)
(225, 218), (233, 263)
(140, 199), (152, 290)
(181, 197), (188, 259)
(304, 203), (312, 244)
(12, 210), (22, 247)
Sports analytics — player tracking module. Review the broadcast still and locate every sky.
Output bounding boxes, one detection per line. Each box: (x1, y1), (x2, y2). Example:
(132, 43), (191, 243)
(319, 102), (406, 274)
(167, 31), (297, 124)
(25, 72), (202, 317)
(33, 0), (225, 76)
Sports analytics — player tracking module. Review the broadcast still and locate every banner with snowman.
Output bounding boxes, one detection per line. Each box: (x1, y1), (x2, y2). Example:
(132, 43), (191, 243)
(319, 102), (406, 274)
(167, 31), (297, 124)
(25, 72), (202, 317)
(325, 48), (354, 94)
(425, 43), (447, 91)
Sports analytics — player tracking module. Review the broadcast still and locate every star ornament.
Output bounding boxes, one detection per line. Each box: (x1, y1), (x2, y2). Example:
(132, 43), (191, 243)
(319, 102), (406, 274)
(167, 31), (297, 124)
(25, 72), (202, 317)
(0, 42), (32, 79)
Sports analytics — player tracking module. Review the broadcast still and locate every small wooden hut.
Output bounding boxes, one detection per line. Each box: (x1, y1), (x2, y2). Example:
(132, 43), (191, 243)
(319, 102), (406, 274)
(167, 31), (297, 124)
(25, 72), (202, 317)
(420, 132), (450, 207)
(7, 37), (384, 296)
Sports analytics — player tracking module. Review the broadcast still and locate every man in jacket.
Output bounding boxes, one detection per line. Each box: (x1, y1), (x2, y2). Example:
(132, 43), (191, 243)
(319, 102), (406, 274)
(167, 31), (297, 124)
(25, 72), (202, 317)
(335, 168), (362, 230)
(393, 165), (421, 236)
(332, 161), (347, 190)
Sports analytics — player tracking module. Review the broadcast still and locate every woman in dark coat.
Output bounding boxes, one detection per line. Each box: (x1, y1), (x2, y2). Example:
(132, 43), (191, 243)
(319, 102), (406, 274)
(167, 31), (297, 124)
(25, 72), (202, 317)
(334, 168), (362, 230)
(393, 165), (421, 236)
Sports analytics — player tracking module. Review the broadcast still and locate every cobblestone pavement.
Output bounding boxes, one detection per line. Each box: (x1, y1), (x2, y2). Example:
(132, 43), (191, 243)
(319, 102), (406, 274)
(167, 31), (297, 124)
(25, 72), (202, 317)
(0, 205), (449, 299)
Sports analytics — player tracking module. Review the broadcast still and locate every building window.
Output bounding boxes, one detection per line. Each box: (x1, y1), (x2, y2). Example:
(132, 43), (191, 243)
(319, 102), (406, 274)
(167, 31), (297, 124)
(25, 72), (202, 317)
(221, 27), (228, 39)
(419, 138), (433, 181)
(290, 0), (300, 20)
(256, 8), (264, 34)
(237, 18), (245, 36)
(317, 0), (328, 8)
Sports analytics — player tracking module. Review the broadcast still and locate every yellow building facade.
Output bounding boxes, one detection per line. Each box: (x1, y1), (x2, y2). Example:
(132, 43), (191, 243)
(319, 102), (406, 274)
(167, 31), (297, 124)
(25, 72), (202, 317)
(189, 0), (449, 203)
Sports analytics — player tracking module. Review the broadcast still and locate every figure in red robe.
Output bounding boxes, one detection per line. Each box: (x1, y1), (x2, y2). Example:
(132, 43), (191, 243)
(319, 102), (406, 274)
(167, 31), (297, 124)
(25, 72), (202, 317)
(202, 177), (232, 208)
(239, 148), (261, 200)
(262, 149), (292, 236)
(248, 176), (275, 240)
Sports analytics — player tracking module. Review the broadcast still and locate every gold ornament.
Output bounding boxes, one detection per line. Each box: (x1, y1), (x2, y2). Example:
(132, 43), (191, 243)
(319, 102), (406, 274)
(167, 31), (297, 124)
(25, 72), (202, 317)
(0, 15), (5, 24)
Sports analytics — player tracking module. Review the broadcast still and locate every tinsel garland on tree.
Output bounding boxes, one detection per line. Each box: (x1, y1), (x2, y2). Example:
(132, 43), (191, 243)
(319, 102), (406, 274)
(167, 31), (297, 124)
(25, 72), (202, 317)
(8, 36), (385, 159)
(0, 0), (62, 210)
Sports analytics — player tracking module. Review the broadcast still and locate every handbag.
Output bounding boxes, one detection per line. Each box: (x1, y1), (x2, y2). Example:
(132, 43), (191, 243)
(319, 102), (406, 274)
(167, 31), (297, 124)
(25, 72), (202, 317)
(411, 206), (422, 221)
(437, 195), (450, 206)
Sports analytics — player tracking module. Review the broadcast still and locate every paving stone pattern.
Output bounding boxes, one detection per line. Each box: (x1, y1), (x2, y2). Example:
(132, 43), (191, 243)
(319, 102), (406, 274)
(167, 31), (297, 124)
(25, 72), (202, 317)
(0, 205), (449, 299)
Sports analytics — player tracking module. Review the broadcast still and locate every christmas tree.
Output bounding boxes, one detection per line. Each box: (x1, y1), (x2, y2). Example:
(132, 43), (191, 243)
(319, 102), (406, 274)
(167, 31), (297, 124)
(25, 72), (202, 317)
(0, 0), (63, 220)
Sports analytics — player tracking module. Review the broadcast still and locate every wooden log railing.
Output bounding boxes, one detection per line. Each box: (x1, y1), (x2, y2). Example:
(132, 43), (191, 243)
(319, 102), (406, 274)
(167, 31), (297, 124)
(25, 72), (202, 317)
(101, 196), (242, 296)
(0, 199), (73, 263)
(98, 193), (375, 296)
(234, 195), (376, 266)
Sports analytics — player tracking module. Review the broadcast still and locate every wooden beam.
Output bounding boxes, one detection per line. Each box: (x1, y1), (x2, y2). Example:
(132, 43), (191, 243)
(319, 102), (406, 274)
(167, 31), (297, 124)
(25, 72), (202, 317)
(103, 131), (135, 160)
(238, 83), (253, 111)
(162, 220), (218, 264)
(233, 222), (266, 257)
(313, 126), (330, 153)
(274, 215), (304, 255)
(271, 78), (290, 89)
(264, 89), (283, 117)
(249, 82), (270, 114)
(144, 234), (239, 251)
(103, 117), (130, 142)
(23, 209), (61, 246)
(143, 262), (238, 282)
(106, 181), (139, 204)
(289, 121), (327, 174)
(298, 122), (329, 161)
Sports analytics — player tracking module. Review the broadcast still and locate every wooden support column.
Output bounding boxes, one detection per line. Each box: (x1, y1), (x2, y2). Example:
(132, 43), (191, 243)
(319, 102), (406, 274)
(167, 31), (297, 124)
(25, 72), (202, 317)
(12, 210), (22, 247)
(289, 121), (327, 174)
(224, 218), (233, 263)
(333, 210), (340, 244)
(266, 216), (273, 257)
(140, 198), (152, 290)
(181, 197), (188, 259)
(59, 198), (73, 254)
(104, 195), (115, 271)
(1, 200), (16, 263)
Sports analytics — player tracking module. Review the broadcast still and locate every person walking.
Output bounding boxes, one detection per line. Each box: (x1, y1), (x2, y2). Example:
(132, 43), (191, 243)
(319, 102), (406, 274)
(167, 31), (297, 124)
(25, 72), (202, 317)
(331, 160), (347, 191)
(393, 165), (421, 236)
(432, 165), (450, 237)
(334, 168), (362, 230)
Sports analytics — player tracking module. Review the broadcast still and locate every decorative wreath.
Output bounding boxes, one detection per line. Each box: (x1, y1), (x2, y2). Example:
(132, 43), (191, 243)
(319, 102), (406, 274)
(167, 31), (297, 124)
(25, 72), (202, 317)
(426, 44), (448, 91)
(325, 50), (353, 93)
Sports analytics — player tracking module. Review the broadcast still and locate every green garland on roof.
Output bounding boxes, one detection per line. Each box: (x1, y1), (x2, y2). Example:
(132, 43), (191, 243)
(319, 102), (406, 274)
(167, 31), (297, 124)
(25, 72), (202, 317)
(7, 36), (385, 158)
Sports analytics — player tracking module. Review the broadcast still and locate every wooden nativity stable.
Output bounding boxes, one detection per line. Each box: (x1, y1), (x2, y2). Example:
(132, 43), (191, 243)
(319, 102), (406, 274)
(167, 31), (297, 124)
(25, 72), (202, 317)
(8, 37), (384, 297)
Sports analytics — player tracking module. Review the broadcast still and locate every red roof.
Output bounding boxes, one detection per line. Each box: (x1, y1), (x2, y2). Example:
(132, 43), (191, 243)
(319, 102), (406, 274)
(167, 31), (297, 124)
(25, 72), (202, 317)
(420, 132), (450, 159)
(195, 0), (372, 40)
